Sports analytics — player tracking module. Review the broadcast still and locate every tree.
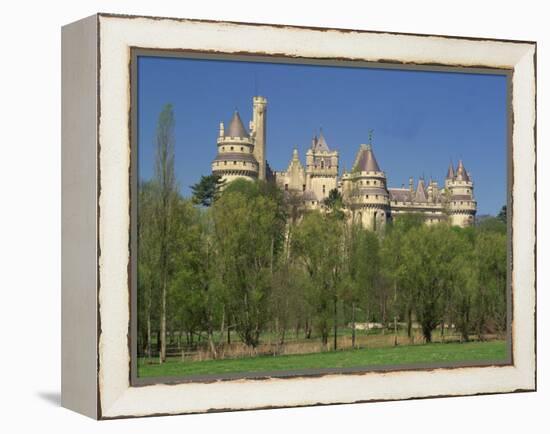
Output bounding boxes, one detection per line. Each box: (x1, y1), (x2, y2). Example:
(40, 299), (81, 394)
(344, 224), (380, 348)
(473, 230), (507, 338)
(323, 188), (345, 219)
(401, 224), (458, 342)
(381, 213), (424, 340)
(497, 205), (507, 224)
(153, 103), (178, 363)
(292, 211), (345, 349)
(212, 179), (286, 348)
(191, 174), (226, 207)
(137, 180), (160, 359)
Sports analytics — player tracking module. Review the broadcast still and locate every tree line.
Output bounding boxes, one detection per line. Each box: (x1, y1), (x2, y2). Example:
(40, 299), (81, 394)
(137, 104), (507, 363)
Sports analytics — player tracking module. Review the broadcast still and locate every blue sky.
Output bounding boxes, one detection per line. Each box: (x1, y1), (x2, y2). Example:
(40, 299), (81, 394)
(138, 56), (507, 215)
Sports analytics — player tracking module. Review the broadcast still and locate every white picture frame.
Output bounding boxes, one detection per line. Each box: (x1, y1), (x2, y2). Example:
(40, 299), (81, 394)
(61, 13), (536, 419)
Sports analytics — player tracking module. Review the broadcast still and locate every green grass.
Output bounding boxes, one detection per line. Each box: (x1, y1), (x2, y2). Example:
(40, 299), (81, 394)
(138, 340), (507, 379)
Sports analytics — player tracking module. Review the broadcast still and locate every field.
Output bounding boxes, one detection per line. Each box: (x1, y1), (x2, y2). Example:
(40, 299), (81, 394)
(138, 340), (507, 378)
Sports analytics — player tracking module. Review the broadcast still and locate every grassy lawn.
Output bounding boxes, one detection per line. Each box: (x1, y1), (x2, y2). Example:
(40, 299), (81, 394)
(138, 340), (507, 379)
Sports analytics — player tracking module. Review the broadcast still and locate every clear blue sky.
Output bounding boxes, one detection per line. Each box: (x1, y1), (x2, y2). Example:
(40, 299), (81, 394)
(138, 56), (507, 215)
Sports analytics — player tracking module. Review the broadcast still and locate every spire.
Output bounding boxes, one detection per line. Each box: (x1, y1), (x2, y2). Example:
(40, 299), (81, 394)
(287, 147), (304, 173)
(352, 143), (381, 172)
(446, 161), (455, 179)
(455, 159), (470, 182)
(312, 130), (330, 152)
(415, 178), (427, 202)
(225, 111), (249, 138)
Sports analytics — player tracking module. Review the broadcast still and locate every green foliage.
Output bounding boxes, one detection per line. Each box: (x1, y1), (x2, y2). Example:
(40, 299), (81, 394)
(323, 188), (345, 219)
(292, 211), (345, 347)
(138, 152), (508, 366)
(477, 216), (507, 234)
(212, 179), (287, 347)
(497, 205), (507, 224)
(473, 230), (507, 335)
(190, 174), (226, 207)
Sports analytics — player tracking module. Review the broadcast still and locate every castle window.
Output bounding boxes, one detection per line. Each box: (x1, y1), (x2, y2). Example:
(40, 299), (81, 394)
(240, 147), (243, 151)
(303, 184), (306, 192)
(230, 146), (234, 150)
(224, 161), (227, 165)
(374, 180), (377, 185)
(233, 161), (237, 165)
(366, 195), (369, 199)
(323, 185), (326, 194)
(321, 161), (324, 169)
(221, 147), (224, 151)
(367, 180), (370, 185)
(285, 184), (288, 191)
(376, 195), (379, 199)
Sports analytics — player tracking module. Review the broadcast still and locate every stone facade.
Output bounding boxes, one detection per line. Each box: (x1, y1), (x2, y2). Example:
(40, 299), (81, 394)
(212, 96), (477, 228)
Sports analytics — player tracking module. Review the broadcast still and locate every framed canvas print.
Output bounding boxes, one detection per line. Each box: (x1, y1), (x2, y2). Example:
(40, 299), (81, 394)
(61, 13), (536, 419)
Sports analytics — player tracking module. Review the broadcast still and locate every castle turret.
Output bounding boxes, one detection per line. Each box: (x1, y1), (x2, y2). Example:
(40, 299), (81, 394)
(212, 110), (258, 183)
(304, 131), (339, 205)
(342, 143), (389, 231)
(251, 96), (267, 180)
(444, 160), (476, 227)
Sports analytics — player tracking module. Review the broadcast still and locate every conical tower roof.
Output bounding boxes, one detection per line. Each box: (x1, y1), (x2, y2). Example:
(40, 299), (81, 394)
(352, 144), (381, 172)
(226, 111), (249, 138)
(446, 162), (455, 179)
(455, 160), (470, 182)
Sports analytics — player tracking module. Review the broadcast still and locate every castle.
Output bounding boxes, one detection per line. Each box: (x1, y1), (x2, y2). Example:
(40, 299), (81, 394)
(211, 96), (477, 229)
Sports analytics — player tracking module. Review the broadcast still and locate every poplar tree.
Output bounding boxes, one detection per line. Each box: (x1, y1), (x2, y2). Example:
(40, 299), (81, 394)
(154, 103), (177, 363)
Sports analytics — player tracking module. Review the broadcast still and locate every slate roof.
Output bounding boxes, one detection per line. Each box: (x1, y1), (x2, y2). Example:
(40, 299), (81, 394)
(455, 160), (470, 182)
(388, 188), (412, 202)
(352, 144), (381, 172)
(225, 111), (249, 138)
(415, 179), (428, 202)
(311, 133), (330, 152)
(355, 187), (388, 196)
(213, 152), (258, 164)
(446, 162), (455, 179)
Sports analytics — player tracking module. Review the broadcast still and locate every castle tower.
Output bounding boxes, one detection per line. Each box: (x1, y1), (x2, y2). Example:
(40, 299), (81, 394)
(211, 110), (258, 183)
(341, 144), (389, 231)
(251, 96), (267, 180)
(305, 131), (339, 204)
(444, 160), (476, 227)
